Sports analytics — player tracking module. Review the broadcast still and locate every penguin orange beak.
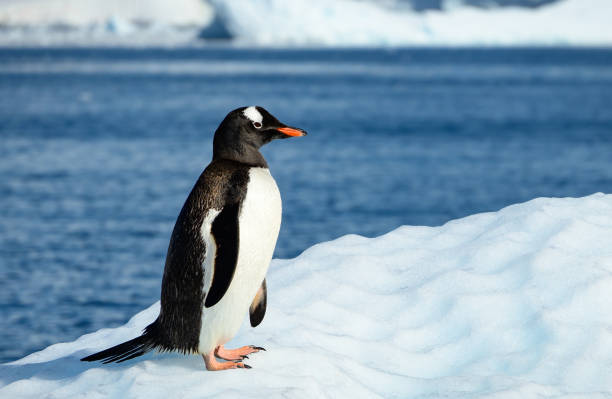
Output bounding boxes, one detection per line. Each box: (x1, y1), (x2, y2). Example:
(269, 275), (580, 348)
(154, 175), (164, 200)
(277, 127), (307, 137)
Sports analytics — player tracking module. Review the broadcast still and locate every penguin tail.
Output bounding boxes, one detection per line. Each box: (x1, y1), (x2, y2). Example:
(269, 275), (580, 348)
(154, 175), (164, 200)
(80, 322), (159, 364)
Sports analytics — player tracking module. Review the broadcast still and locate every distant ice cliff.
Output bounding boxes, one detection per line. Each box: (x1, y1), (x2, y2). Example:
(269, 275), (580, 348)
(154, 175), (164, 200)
(214, 0), (612, 46)
(0, 0), (611, 46)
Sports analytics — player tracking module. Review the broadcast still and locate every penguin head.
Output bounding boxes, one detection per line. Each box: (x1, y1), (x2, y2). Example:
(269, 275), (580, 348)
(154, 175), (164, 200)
(213, 106), (307, 166)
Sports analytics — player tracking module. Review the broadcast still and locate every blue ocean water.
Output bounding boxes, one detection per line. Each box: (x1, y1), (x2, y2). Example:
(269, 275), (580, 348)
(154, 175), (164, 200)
(1, 47), (611, 363)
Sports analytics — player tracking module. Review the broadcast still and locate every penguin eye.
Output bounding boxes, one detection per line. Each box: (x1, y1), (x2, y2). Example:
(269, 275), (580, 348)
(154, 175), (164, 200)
(252, 121), (262, 129)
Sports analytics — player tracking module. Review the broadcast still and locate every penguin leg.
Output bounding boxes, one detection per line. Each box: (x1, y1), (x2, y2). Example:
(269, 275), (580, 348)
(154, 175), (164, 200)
(202, 348), (250, 371)
(215, 345), (265, 361)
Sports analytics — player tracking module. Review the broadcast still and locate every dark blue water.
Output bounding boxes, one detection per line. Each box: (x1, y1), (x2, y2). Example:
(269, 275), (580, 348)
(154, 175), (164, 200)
(1, 47), (611, 363)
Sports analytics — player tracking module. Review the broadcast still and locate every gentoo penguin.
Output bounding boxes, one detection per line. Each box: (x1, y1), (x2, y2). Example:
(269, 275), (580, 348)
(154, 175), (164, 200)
(81, 106), (306, 370)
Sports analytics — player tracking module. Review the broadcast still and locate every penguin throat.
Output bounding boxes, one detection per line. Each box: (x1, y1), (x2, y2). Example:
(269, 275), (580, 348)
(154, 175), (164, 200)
(212, 141), (268, 168)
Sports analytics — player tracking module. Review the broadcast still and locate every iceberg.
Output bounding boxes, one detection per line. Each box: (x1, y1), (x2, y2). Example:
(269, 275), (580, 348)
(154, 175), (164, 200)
(2, 193), (612, 397)
(0, 0), (214, 46)
(216, 0), (612, 46)
(0, 0), (611, 46)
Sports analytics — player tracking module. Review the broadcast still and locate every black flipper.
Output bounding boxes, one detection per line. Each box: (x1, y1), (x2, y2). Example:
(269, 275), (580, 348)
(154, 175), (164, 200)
(204, 202), (240, 308)
(249, 279), (267, 327)
(80, 321), (158, 364)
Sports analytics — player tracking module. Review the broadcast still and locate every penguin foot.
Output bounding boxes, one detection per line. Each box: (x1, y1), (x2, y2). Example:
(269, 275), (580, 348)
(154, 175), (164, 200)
(202, 352), (250, 371)
(215, 344), (264, 361)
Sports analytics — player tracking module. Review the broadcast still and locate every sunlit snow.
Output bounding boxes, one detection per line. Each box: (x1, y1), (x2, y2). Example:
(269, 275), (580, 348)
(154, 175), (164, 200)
(2, 194), (612, 398)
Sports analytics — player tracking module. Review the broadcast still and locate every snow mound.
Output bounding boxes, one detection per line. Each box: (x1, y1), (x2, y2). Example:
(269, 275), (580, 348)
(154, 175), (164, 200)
(1, 0), (611, 46)
(2, 194), (612, 398)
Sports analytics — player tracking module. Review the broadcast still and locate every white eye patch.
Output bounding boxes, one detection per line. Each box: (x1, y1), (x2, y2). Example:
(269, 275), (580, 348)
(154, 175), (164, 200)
(243, 106), (263, 124)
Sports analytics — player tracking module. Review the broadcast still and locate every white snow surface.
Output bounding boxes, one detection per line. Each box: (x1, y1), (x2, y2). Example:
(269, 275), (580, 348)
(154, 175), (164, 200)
(3, 193), (612, 398)
(1, 0), (611, 46)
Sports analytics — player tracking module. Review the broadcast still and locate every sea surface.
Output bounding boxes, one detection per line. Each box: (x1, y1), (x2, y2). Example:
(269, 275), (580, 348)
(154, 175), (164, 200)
(1, 47), (611, 363)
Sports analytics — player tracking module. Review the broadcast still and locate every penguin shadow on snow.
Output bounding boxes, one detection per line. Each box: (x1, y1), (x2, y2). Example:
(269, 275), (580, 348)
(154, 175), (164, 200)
(0, 353), (132, 385)
(0, 350), (214, 386)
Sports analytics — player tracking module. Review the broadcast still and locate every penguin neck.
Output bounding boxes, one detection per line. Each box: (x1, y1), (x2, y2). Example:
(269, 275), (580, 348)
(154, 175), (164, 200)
(212, 140), (269, 168)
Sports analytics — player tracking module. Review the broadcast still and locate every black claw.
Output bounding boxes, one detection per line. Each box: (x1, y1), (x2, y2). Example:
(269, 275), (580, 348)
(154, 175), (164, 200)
(242, 355), (249, 359)
(251, 346), (266, 351)
(244, 364), (252, 369)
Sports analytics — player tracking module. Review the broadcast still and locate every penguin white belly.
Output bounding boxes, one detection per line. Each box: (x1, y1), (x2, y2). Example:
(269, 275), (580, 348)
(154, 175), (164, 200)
(197, 167), (281, 353)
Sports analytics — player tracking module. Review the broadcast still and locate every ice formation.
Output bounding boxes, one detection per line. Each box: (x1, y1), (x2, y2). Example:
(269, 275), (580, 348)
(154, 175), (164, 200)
(2, 194), (612, 398)
(215, 0), (612, 46)
(0, 0), (611, 46)
(0, 0), (213, 46)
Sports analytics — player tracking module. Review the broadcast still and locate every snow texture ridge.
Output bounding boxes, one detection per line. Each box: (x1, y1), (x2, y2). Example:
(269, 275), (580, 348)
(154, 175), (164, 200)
(2, 194), (612, 398)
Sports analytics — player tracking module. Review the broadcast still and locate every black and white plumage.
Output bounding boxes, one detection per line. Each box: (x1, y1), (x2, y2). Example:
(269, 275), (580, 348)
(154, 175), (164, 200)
(81, 106), (306, 370)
